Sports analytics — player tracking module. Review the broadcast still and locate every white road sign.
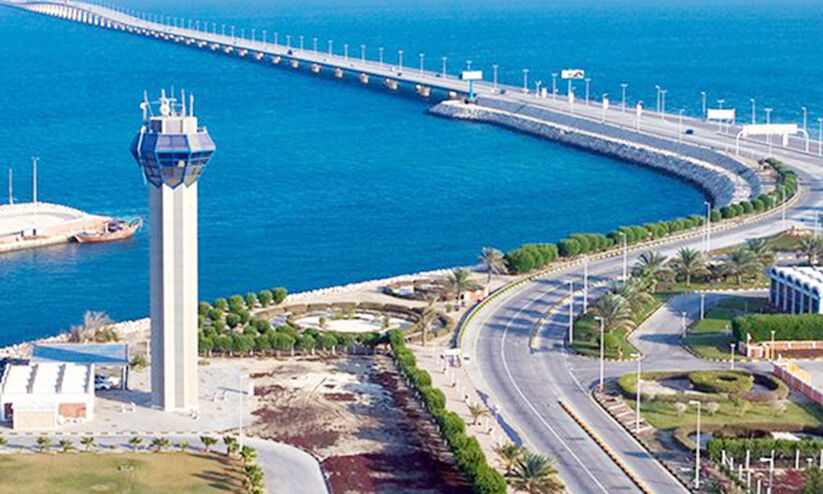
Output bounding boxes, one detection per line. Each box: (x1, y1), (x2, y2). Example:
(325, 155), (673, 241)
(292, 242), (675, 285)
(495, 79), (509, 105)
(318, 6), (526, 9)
(707, 109), (736, 121)
(460, 70), (483, 81)
(561, 69), (585, 80)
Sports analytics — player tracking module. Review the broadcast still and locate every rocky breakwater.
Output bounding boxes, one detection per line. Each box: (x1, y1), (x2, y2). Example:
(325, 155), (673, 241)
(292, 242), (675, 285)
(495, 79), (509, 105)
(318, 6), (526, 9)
(428, 100), (756, 206)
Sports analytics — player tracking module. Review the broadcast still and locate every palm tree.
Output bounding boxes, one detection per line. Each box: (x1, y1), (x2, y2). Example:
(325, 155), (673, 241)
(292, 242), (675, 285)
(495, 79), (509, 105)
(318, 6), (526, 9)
(798, 237), (823, 265)
(508, 450), (564, 493)
(242, 464), (265, 494)
(177, 441), (190, 453)
(36, 436), (52, 452)
(446, 268), (473, 305)
(590, 293), (636, 333)
(200, 436), (217, 453)
(58, 439), (74, 453)
(0, 437), (7, 448)
(150, 437), (170, 452)
(419, 297), (438, 346)
(239, 445), (258, 465)
(495, 442), (524, 476)
(479, 247), (508, 284)
(128, 437), (142, 452)
(80, 436), (95, 452)
(223, 435), (239, 457)
(614, 278), (655, 312)
(722, 248), (761, 284)
(669, 247), (707, 286)
(632, 251), (670, 286)
(468, 403), (490, 425)
(745, 238), (774, 267)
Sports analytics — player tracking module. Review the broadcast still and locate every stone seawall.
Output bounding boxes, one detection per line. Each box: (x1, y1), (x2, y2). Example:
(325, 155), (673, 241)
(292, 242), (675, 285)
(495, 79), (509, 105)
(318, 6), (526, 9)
(428, 100), (755, 206)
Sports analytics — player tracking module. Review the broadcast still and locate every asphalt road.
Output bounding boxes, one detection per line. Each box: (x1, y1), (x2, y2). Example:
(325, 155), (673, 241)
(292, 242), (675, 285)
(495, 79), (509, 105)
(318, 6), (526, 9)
(463, 144), (823, 493)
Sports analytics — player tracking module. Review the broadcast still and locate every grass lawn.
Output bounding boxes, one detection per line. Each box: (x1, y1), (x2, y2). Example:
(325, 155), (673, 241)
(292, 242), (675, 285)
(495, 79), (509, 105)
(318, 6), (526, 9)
(658, 278), (767, 294)
(713, 232), (801, 255)
(682, 296), (768, 360)
(573, 295), (665, 359)
(632, 398), (823, 431)
(0, 452), (241, 494)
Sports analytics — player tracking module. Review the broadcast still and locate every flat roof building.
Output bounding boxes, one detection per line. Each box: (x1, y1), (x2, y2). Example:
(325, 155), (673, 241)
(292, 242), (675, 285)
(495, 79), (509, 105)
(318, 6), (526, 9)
(0, 362), (94, 430)
(768, 266), (823, 314)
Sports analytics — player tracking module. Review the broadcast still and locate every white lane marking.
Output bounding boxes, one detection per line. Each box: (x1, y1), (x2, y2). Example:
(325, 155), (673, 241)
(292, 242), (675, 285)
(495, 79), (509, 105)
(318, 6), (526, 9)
(498, 285), (612, 494)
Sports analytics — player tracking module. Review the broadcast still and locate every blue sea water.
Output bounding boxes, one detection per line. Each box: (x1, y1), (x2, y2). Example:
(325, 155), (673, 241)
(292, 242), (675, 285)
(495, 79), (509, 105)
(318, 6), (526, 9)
(0, 0), (821, 346)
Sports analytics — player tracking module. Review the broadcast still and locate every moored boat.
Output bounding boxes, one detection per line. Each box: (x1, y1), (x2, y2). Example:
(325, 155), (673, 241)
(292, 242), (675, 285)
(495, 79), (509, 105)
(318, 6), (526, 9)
(73, 218), (142, 244)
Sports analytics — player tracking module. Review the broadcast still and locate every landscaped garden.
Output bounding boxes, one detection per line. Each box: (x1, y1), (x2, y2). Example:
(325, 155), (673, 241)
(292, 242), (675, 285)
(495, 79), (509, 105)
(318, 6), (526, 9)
(683, 296), (768, 361)
(618, 370), (823, 435)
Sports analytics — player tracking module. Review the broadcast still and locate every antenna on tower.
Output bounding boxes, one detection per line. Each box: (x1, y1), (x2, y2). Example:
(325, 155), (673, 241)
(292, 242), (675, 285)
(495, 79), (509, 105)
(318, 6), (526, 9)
(181, 89), (186, 117)
(8, 168), (12, 205)
(189, 93), (194, 117)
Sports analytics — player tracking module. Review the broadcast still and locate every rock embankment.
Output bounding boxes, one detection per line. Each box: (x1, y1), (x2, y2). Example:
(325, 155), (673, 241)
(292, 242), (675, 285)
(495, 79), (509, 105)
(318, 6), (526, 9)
(428, 99), (757, 206)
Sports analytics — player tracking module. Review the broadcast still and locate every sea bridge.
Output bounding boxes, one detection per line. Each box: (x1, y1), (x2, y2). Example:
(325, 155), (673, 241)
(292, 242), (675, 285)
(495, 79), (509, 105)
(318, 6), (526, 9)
(4, 0), (822, 166)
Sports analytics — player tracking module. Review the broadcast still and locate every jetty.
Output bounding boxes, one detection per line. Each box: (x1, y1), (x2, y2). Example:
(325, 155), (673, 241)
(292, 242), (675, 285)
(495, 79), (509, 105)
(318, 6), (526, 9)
(0, 202), (111, 253)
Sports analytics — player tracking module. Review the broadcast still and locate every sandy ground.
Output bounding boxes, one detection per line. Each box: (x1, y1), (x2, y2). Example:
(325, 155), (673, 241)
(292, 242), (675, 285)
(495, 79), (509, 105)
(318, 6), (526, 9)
(244, 356), (472, 494)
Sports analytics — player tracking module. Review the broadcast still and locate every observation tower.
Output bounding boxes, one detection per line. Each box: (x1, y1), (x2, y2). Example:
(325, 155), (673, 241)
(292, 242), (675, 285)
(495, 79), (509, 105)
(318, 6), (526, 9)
(130, 90), (215, 411)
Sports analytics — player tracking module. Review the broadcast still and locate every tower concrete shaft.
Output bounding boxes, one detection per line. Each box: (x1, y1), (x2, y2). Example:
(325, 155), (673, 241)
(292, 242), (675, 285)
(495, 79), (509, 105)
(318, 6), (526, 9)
(131, 89), (215, 411)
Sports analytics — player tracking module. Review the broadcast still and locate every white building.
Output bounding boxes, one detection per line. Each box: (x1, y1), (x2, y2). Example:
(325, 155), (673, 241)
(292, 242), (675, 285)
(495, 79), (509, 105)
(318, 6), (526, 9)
(768, 266), (823, 314)
(0, 362), (94, 430)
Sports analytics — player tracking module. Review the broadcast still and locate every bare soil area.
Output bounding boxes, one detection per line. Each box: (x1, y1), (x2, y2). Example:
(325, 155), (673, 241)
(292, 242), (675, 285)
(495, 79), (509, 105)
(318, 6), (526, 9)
(247, 356), (471, 494)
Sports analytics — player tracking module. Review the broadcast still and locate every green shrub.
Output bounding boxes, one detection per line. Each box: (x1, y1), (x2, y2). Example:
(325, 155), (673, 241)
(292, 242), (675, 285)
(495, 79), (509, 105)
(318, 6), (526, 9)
(272, 287), (289, 304)
(732, 314), (823, 342)
(689, 370), (754, 396)
(258, 290), (273, 306)
(213, 298), (228, 311)
(245, 292), (258, 308)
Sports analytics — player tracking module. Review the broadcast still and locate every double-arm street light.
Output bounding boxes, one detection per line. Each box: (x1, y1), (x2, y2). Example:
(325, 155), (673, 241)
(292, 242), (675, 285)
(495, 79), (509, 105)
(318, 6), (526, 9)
(690, 400), (702, 489)
(594, 316), (605, 392)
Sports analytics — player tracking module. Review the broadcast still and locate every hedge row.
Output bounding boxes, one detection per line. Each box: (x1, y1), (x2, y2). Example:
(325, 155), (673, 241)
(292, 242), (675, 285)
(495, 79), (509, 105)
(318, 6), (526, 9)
(689, 370), (754, 396)
(708, 437), (823, 461)
(732, 314), (823, 343)
(389, 331), (507, 494)
(503, 158), (797, 275)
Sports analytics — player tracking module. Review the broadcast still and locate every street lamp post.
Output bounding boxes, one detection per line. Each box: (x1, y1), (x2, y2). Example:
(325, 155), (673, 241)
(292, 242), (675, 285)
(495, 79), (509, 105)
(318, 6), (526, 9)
(681, 311), (687, 334)
(802, 106), (808, 132)
(678, 109), (685, 143)
(819, 118), (823, 157)
(634, 353), (642, 433)
(313, 37), (317, 53)
(690, 400), (702, 489)
(583, 255), (589, 312)
(601, 93), (608, 123)
(379, 47), (384, 67)
(655, 85), (661, 113)
(584, 78), (590, 106)
(442, 57), (447, 77)
(398, 49), (403, 69)
(765, 108), (774, 156)
(343, 43), (348, 60)
(328, 40), (332, 55)
(594, 316), (605, 392)
(660, 89), (667, 119)
(620, 232), (628, 281)
(621, 83), (628, 112)
(299, 35), (304, 51)
(730, 342), (736, 370)
(704, 200), (712, 253)
(567, 280), (574, 344)
(700, 91), (707, 120)
(717, 99), (726, 132)
(419, 53), (424, 75)
(360, 44), (365, 62)
(493, 64), (498, 90)
(750, 98), (756, 124)
(700, 293), (705, 320)
(771, 329), (776, 361)
(759, 455), (775, 494)
(551, 73), (557, 100)
(522, 68), (529, 93)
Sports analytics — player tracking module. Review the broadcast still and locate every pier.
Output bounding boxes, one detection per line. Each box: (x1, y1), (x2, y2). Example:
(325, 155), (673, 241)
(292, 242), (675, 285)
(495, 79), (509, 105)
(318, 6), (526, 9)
(0, 202), (110, 253)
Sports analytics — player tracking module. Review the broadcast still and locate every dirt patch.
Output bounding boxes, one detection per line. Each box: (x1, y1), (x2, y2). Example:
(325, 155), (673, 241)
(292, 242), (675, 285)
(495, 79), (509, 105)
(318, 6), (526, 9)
(246, 356), (471, 494)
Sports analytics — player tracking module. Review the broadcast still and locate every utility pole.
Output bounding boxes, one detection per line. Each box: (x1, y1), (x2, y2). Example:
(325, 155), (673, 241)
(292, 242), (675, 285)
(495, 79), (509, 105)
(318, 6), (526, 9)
(7, 168), (11, 205)
(31, 157), (38, 203)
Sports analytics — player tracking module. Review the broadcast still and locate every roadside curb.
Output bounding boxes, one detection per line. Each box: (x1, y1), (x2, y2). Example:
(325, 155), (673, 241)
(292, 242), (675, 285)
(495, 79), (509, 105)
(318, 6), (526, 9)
(589, 391), (694, 493)
(558, 399), (654, 494)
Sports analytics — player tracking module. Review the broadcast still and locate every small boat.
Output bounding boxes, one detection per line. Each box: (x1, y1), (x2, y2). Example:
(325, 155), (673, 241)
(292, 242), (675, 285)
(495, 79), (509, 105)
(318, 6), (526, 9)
(74, 218), (142, 244)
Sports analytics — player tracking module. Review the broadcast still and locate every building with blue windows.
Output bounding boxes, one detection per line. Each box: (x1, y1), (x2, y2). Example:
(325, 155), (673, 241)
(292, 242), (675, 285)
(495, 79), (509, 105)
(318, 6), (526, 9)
(768, 266), (823, 314)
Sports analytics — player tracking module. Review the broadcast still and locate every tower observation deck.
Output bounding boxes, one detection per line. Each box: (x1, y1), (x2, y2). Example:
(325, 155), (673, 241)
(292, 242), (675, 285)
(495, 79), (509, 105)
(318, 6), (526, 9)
(131, 90), (215, 411)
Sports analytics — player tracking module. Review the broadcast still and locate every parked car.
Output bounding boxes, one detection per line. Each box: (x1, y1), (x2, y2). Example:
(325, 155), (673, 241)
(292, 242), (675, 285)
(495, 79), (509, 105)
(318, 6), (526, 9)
(94, 375), (117, 390)
(685, 128), (695, 135)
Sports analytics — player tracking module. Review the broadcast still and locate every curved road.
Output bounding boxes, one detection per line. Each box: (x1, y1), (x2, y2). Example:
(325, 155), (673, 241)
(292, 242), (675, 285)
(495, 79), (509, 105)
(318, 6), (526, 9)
(463, 142), (822, 493)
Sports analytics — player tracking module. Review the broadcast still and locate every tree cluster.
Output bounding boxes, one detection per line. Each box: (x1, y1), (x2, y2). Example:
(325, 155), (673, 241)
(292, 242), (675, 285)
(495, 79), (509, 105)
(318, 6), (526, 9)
(389, 330), (507, 494)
